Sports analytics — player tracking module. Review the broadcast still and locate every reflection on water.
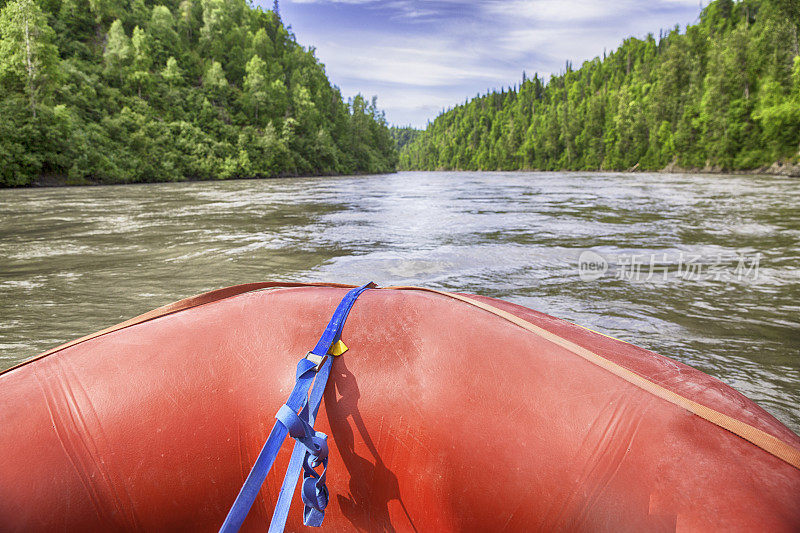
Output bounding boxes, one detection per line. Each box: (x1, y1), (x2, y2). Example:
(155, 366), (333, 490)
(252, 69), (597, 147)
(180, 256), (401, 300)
(1, 171), (798, 432)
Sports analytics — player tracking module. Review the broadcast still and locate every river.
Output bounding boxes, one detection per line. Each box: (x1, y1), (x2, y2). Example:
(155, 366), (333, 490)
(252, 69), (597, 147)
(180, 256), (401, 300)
(1, 171), (798, 432)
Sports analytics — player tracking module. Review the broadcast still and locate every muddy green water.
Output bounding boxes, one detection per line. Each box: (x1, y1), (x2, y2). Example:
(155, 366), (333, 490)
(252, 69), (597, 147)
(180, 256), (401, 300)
(0, 171), (798, 432)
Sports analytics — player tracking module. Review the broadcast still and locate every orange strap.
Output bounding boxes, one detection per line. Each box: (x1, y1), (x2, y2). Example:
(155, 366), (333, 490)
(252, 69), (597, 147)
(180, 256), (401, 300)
(388, 286), (800, 471)
(6, 282), (799, 470)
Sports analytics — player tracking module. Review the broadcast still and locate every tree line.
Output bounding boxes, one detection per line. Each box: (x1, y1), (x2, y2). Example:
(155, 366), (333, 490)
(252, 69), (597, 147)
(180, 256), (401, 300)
(399, 0), (800, 173)
(0, 0), (397, 186)
(389, 126), (421, 150)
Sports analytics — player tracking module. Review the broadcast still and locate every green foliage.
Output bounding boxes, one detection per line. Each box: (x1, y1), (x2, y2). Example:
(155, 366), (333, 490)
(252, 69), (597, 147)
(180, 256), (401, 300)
(103, 19), (129, 83)
(0, 0), (60, 120)
(161, 56), (182, 85)
(400, 0), (800, 172)
(202, 59), (225, 90)
(0, 0), (396, 186)
(390, 126), (421, 150)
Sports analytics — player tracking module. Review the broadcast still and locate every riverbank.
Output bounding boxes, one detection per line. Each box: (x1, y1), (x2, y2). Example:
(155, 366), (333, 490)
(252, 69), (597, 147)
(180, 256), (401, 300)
(658, 159), (800, 177)
(12, 161), (798, 188)
(13, 168), (398, 189)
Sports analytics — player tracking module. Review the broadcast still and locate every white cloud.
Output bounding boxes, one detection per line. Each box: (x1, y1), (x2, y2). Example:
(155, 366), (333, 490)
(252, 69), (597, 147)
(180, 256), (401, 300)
(484, 0), (699, 22)
(289, 0), (377, 4)
(281, 0), (703, 126)
(484, 0), (637, 23)
(315, 38), (509, 87)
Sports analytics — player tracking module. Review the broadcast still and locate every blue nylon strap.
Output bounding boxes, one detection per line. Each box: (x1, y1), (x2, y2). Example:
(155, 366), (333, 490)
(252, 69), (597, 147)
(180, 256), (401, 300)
(268, 354), (334, 532)
(220, 282), (374, 533)
(269, 282), (374, 531)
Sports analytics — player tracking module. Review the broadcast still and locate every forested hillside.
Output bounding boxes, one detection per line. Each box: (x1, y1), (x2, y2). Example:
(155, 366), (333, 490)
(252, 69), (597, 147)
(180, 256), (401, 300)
(400, 0), (800, 173)
(389, 126), (421, 150)
(0, 0), (397, 186)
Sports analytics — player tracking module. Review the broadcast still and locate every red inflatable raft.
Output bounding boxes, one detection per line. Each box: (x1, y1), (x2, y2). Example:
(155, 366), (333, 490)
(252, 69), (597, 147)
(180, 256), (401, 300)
(1, 282), (799, 531)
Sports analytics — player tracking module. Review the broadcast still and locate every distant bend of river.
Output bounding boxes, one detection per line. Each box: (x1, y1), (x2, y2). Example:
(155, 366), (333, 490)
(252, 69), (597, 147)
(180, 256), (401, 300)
(1, 171), (798, 432)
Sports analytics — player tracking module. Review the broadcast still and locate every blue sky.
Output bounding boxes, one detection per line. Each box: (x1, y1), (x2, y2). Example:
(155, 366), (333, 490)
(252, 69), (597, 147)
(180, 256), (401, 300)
(266, 1), (705, 128)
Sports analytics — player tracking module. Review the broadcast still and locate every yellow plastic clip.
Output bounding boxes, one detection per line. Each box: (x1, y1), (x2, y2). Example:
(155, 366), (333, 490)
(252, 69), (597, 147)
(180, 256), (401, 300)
(328, 340), (348, 356)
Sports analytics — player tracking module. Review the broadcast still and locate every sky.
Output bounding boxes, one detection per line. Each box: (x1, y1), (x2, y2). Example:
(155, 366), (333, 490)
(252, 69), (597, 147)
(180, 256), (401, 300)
(263, 0), (706, 128)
